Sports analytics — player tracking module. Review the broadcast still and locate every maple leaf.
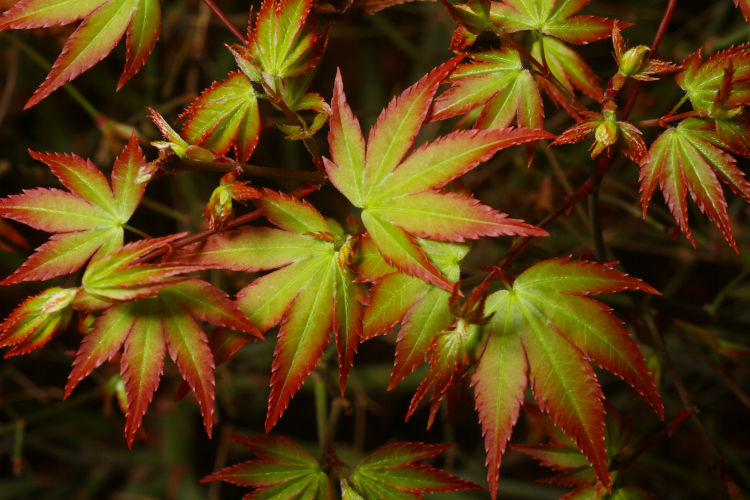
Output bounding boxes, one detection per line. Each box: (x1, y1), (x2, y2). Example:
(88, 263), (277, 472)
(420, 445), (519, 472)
(325, 63), (551, 291)
(430, 48), (544, 143)
(240, 0), (326, 80)
(440, 0), (492, 49)
(344, 442), (480, 499)
(182, 189), (364, 430)
(178, 72), (261, 163)
(64, 278), (260, 446)
(532, 35), (602, 100)
(639, 118), (750, 252)
(473, 258), (662, 499)
(0, 219), (29, 253)
(202, 435), (332, 499)
(358, 235), (468, 389)
(0, 135), (146, 285)
(491, 0), (614, 45)
(0, 0), (161, 108)
(676, 45), (750, 116)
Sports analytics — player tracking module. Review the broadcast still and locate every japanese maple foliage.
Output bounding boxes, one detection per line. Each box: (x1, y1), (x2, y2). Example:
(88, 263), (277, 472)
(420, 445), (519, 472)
(1, 0), (750, 498)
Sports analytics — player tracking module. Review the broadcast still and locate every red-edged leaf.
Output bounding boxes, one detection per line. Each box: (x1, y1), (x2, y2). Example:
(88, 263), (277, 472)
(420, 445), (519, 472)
(0, 141), (146, 284)
(333, 264), (364, 394)
(120, 299), (166, 447)
(476, 259), (661, 498)
(118, 0), (160, 89)
(0, 219), (30, 253)
(736, 0), (750, 22)
(348, 442), (480, 498)
(512, 443), (590, 471)
(180, 72), (260, 162)
(258, 189), (329, 234)
(363, 272), (429, 340)
(532, 36), (602, 100)
(1, 0), (160, 107)
(677, 45), (750, 114)
(265, 257), (336, 431)
(203, 435), (331, 499)
(0, 287), (75, 357)
(491, 0), (614, 44)
(640, 118), (749, 251)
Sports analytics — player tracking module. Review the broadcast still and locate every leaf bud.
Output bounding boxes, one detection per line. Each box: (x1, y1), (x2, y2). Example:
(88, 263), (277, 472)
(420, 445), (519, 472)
(619, 45), (650, 76)
(591, 112), (619, 158)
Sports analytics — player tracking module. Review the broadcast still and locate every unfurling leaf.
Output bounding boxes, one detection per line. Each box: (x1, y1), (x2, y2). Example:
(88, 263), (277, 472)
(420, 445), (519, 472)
(612, 21), (678, 83)
(0, 0), (161, 108)
(474, 258), (662, 499)
(0, 135), (147, 285)
(553, 110), (647, 163)
(202, 435), (332, 499)
(639, 118), (750, 251)
(326, 63), (550, 291)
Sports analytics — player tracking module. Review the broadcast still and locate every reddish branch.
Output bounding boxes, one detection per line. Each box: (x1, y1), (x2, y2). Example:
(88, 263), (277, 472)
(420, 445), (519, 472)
(200, 0), (247, 44)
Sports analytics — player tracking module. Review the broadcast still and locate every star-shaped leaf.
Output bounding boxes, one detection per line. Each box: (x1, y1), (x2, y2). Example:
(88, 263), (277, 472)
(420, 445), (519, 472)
(474, 258), (662, 499)
(639, 118), (750, 251)
(0, 0), (161, 108)
(202, 435), (332, 499)
(182, 190), (364, 431)
(0, 135), (147, 285)
(64, 278), (260, 446)
(346, 442), (480, 499)
(491, 0), (614, 45)
(325, 63), (550, 291)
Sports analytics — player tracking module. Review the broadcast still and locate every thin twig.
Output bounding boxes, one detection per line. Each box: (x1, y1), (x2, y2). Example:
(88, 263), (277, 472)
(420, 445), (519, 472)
(200, 0), (247, 44)
(621, 0), (680, 119)
(178, 157), (326, 183)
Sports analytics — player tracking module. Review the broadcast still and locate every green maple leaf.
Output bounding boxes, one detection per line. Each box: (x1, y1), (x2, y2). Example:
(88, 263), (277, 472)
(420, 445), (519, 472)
(203, 435), (332, 499)
(491, 0), (614, 45)
(65, 278), (260, 446)
(431, 48), (544, 134)
(474, 258), (662, 499)
(345, 442), (480, 499)
(182, 190), (364, 431)
(326, 61), (551, 291)
(0, 0), (161, 108)
(0, 135), (146, 285)
(639, 118), (750, 251)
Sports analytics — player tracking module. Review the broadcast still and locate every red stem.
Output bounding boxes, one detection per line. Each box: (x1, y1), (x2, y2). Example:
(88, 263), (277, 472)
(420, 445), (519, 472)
(200, 0), (247, 44)
(621, 0), (679, 119)
(636, 110), (699, 128)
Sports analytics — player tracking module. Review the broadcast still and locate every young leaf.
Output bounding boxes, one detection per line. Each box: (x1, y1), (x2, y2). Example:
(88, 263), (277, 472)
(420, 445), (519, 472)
(179, 72), (261, 163)
(0, 135), (146, 285)
(0, 0), (161, 108)
(639, 118), (750, 251)
(531, 35), (602, 100)
(65, 279), (259, 446)
(491, 0), (614, 45)
(676, 45), (750, 116)
(552, 111), (647, 163)
(347, 442), (480, 499)
(183, 190), (364, 430)
(202, 435), (332, 499)
(431, 48), (544, 158)
(325, 65), (550, 291)
(475, 258), (662, 499)
(735, 0), (750, 22)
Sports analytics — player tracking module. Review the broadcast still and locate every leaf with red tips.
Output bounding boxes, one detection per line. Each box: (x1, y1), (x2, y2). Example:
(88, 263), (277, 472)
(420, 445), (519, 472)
(0, 219), (29, 253)
(475, 259), (661, 499)
(677, 45), (750, 115)
(640, 118), (750, 251)
(120, 299), (165, 447)
(7, 0), (161, 108)
(180, 72), (260, 162)
(202, 434), (331, 499)
(246, 0), (327, 78)
(0, 287), (75, 357)
(0, 140), (147, 285)
(118, 0), (160, 89)
(532, 36), (602, 100)
(326, 63), (546, 289)
(491, 0), (614, 45)
(347, 442), (480, 498)
(333, 263), (364, 394)
(735, 0), (750, 22)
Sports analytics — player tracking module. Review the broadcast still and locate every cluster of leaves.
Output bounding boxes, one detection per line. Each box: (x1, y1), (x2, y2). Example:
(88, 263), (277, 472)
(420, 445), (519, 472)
(2, 0), (750, 498)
